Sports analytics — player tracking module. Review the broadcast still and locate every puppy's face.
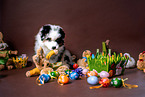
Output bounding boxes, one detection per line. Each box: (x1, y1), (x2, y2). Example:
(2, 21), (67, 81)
(40, 24), (65, 50)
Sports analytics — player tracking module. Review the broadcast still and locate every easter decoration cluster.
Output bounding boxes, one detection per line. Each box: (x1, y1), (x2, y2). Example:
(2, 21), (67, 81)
(89, 77), (138, 89)
(76, 40), (138, 89)
(25, 38), (138, 88)
(26, 46), (77, 86)
(33, 48), (90, 86)
(35, 63), (84, 86)
(0, 32), (28, 70)
(87, 41), (129, 77)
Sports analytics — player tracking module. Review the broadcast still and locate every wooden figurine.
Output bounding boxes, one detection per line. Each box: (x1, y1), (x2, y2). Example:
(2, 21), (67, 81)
(0, 32), (18, 70)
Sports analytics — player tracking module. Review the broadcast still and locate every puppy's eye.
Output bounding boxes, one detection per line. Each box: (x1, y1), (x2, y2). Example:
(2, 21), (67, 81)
(46, 38), (51, 41)
(55, 38), (61, 43)
(55, 38), (64, 45)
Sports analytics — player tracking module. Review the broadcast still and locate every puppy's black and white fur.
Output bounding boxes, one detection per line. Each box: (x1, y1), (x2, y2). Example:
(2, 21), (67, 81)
(35, 24), (73, 67)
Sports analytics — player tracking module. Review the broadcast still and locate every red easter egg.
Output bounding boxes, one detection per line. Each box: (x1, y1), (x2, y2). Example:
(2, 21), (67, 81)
(73, 63), (79, 69)
(99, 78), (110, 87)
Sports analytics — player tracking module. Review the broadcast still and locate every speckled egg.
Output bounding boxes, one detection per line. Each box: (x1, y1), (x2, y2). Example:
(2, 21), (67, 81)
(111, 78), (122, 88)
(50, 71), (59, 78)
(69, 72), (79, 80)
(58, 75), (69, 85)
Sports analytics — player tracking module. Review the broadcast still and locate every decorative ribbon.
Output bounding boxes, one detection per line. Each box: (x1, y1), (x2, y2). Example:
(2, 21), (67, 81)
(121, 78), (138, 89)
(89, 77), (138, 89)
(90, 84), (103, 89)
(57, 81), (64, 86)
(36, 77), (44, 86)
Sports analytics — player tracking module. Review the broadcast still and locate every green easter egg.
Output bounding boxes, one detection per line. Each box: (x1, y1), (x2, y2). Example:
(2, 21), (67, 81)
(111, 78), (122, 88)
(50, 71), (59, 77)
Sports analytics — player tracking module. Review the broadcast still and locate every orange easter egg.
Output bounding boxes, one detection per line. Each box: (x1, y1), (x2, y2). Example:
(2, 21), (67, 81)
(58, 75), (69, 85)
(87, 71), (98, 77)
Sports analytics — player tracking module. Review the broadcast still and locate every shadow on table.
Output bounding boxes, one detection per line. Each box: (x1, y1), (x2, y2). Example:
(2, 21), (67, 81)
(0, 74), (7, 79)
(26, 61), (33, 67)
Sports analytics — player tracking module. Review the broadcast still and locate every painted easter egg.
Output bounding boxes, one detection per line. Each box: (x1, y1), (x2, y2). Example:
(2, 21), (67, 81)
(99, 78), (110, 87)
(72, 68), (83, 76)
(58, 75), (69, 85)
(50, 71), (59, 78)
(109, 70), (114, 77)
(99, 71), (109, 78)
(39, 74), (51, 84)
(73, 63), (79, 69)
(87, 76), (98, 85)
(111, 78), (122, 88)
(69, 72), (79, 80)
(87, 71), (98, 77)
(82, 69), (89, 75)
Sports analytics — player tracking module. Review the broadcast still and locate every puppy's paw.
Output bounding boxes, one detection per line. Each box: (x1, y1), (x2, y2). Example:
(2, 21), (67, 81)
(26, 71), (31, 77)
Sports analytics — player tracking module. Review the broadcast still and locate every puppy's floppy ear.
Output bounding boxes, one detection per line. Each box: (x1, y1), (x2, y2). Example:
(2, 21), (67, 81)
(59, 28), (65, 39)
(41, 25), (51, 41)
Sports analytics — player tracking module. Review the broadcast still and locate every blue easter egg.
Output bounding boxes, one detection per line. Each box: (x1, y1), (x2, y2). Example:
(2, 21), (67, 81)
(69, 72), (79, 80)
(92, 54), (95, 59)
(39, 74), (51, 84)
(87, 76), (98, 85)
(72, 68), (83, 76)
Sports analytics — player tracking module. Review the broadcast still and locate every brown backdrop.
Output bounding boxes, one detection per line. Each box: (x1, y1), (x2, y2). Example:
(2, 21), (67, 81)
(0, 0), (2, 31)
(1, 1), (145, 97)
(1, 0), (145, 61)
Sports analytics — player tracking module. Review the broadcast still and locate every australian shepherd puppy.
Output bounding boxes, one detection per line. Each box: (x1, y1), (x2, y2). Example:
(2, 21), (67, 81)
(34, 24), (73, 68)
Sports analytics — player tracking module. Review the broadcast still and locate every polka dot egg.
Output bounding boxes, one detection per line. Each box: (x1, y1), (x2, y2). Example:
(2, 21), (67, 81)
(111, 78), (122, 88)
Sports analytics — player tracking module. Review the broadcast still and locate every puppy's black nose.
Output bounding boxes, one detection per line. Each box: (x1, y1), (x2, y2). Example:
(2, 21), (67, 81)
(52, 46), (56, 50)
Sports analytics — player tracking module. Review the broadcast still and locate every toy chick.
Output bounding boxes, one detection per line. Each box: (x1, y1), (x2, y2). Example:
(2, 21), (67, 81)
(137, 51), (145, 72)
